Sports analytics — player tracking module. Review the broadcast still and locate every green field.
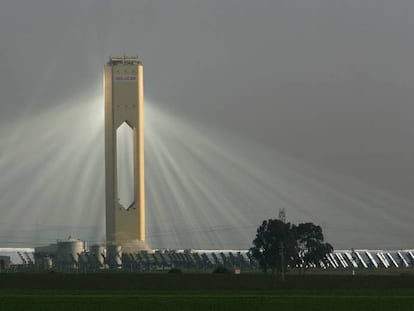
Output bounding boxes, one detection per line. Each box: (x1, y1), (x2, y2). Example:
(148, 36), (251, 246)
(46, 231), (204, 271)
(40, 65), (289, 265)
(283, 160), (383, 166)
(1, 273), (414, 310)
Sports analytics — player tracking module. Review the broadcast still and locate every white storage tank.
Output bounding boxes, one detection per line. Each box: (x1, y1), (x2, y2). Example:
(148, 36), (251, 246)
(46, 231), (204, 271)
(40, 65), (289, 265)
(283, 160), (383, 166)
(90, 244), (106, 266)
(56, 238), (84, 267)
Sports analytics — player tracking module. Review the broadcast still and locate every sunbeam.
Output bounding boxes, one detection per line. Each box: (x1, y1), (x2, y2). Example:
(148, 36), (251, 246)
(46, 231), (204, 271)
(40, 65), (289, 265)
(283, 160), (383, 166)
(144, 101), (414, 250)
(0, 93), (413, 250)
(0, 89), (105, 246)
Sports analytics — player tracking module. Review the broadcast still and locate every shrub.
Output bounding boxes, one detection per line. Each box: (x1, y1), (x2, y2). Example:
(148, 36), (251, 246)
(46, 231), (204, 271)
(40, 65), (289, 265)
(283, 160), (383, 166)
(212, 267), (231, 274)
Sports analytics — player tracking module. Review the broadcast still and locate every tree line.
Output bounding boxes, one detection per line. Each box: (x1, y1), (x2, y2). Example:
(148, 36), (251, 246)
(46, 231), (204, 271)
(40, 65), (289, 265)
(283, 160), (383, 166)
(250, 219), (333, 274)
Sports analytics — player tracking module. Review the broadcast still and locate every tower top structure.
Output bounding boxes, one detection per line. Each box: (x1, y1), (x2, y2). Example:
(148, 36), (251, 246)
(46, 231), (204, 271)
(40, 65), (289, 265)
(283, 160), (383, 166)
(108, 56), (142, 65)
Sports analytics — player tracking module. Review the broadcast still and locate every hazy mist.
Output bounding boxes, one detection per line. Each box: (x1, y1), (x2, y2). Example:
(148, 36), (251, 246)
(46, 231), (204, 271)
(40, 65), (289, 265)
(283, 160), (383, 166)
(0, 0), (413, 249)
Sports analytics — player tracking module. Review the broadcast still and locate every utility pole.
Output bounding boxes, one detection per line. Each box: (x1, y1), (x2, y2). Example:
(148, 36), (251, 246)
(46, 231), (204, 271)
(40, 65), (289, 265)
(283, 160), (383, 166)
(280, 241), (285, 281)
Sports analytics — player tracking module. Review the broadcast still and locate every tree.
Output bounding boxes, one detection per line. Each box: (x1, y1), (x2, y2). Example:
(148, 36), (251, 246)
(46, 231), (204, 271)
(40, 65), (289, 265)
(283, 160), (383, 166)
(249, 219), (297, 274)
(250, 219), (333, 274)
(295, 222), (333, 270)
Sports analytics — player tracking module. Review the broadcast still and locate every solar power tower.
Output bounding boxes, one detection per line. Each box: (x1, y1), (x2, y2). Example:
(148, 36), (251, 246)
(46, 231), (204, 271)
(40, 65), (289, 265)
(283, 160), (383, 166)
(104, 56), (148, 252)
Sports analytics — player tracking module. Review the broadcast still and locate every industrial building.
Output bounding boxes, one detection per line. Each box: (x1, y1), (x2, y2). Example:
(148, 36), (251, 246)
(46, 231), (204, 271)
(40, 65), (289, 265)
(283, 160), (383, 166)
(26, 57), (147, 271)
(104, 56), (148, 254)
(33, 238), (85, 270)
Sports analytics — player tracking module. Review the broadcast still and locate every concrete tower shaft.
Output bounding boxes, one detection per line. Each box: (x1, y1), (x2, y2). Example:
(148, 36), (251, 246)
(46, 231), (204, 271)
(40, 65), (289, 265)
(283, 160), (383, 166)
(104, 56), (145, 248)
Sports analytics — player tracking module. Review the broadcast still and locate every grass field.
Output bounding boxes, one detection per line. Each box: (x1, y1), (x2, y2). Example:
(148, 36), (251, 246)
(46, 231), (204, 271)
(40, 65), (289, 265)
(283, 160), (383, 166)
(1, 273), (414, 310)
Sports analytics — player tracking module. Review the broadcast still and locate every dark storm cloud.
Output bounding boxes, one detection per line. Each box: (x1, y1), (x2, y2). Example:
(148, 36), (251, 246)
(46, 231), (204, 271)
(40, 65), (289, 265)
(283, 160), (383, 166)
(0, 0), (413, 247)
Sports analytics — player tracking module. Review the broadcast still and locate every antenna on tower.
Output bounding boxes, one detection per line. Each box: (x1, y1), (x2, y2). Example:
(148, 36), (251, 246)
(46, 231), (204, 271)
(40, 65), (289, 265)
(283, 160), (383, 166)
(278, 208), (286, 223)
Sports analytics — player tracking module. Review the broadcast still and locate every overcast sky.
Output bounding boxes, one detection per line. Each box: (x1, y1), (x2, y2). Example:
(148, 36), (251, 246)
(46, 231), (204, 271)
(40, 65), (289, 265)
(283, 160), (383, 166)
(0, 0), (413, 249)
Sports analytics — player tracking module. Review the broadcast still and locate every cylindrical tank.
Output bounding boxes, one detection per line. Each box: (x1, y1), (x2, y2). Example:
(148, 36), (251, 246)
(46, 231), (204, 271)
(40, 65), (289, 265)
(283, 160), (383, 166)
(43, 256), (53, 270)
(90, 244), (106, 266)
(106, 244), (122, 268)
(56, 238), (84, 267)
